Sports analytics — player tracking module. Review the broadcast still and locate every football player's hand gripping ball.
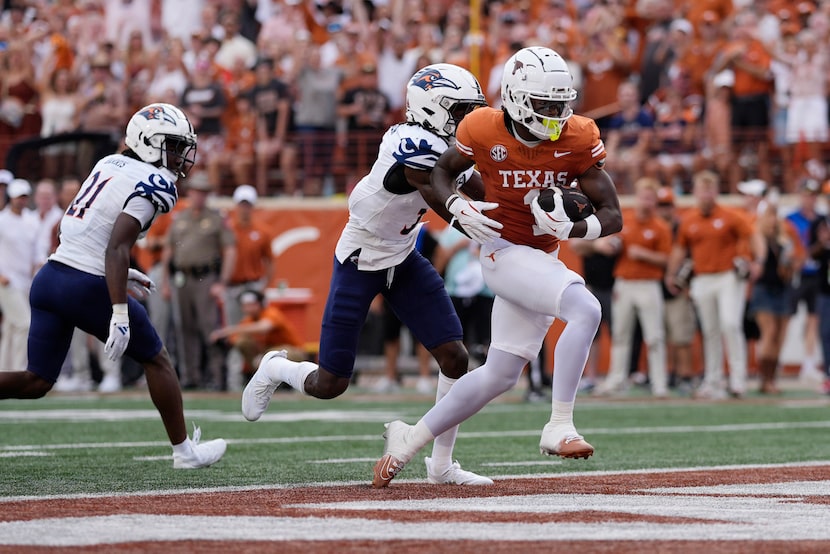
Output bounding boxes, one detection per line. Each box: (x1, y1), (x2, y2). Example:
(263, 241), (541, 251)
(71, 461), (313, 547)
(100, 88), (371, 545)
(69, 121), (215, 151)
(531, 187), (573, 240)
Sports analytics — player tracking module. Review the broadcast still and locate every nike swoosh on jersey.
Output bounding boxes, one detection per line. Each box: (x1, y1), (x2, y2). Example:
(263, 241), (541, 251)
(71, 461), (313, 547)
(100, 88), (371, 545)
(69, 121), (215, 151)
(553, 151), (572, 158)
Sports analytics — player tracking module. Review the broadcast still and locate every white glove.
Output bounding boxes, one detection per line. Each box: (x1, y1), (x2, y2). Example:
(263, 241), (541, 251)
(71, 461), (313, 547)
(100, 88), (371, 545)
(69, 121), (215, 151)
(446, 194), (503, 244)
(104, 304), (130, 361)
(127, 268), (156, 301)
(531, 189), (574, 240)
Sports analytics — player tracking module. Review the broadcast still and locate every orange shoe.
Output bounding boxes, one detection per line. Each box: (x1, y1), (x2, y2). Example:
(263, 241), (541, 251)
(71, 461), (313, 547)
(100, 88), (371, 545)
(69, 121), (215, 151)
(539, 423), (594, 459)
(372, 454), (406, 488)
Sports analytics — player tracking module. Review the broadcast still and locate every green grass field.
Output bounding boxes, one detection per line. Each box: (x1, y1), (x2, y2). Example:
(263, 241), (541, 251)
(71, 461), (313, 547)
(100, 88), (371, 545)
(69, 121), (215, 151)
(1, 383), (828, 499)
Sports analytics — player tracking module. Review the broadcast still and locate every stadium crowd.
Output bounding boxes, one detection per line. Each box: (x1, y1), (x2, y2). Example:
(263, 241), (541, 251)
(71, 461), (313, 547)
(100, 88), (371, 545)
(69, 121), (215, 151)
(1, 0), (830, 398)
(1, 0), (830, 195)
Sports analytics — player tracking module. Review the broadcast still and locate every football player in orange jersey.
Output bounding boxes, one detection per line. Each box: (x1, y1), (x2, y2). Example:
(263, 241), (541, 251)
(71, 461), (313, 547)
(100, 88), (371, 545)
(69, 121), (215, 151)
(373, 46), (623, 487)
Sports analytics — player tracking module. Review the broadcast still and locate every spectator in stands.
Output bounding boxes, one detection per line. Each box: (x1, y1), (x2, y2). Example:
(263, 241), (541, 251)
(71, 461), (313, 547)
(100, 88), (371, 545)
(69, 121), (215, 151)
(0, 40), (41, 147)
(675, 10), (726, 103)
(604, 80), (655, 194)
(783, 29), (828, 171)
(180, 58), (228, 187)
(666, 170), (757, 399)
(214, 10), (257, 72)
(247, 57), (296, 196)
(75, 51), (128, 169)
(104, 0), (153, 50)
(121, 29), (155, 82)
(573, 3), (634, 124)
(208, 92), (256, 190)
(291, 43), (342, 196)
(146, 39), (190, 103)
(224, 184), (274, 327)
(336, 63), (390, 190)
(376, 31), (419, 122)
(37, 64), (79, 180)
(710, 9), (774, 191)
(0, 179), (41, 370)
(638, 7), (686, 105)
(769, 31), (799, 187)
(648, 79), (704, 192)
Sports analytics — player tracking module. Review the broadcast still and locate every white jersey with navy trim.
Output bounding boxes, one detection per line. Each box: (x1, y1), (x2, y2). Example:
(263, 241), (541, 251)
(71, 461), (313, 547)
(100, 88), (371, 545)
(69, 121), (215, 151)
(335, 123), (456, 270)
(51, 154), (178, 276)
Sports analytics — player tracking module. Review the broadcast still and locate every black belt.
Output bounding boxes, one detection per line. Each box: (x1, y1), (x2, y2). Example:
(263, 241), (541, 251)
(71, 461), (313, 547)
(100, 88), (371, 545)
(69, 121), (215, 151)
(175, 263), (220, 278)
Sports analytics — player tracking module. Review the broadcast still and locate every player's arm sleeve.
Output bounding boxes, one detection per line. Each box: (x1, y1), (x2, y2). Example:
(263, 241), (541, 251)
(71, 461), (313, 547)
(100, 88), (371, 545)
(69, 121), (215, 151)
(583, 121), (607, 173)
(122, 196), (157, 230)
(127, 173), (178, 214)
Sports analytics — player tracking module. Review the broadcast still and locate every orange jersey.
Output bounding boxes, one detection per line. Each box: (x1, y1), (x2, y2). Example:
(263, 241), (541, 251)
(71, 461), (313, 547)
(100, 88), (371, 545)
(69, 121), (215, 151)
(229, 216), (272, 284)
(455, 108), (606, 253)
(616, 213), (672, 280)
(235, 305), (302, 349)
(676, 204), (754, 274)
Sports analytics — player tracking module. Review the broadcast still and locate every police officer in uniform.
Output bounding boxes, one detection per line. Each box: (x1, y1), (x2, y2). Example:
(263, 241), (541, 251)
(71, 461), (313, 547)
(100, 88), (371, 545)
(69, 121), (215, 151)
(162, 172), (236, 390)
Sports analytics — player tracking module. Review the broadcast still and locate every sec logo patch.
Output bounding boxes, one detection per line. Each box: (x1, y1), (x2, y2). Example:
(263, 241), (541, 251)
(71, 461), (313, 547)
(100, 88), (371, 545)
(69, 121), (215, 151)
(490, 144), (507, 162)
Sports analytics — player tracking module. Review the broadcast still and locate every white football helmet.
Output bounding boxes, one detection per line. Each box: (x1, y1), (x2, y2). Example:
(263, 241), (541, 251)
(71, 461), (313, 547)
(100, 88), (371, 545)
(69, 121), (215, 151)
(125, 103), (197, 178)
(406, 63), (486, 138)
(501, 46), (577, 141)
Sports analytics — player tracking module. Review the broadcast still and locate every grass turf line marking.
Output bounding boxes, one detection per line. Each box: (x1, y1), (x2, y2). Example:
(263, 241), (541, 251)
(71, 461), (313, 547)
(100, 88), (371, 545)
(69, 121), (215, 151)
(4, 419), (830, 453)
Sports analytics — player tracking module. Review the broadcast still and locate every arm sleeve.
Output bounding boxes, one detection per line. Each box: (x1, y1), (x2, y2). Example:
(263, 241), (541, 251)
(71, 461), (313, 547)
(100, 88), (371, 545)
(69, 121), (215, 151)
(122, 196), (157, 230)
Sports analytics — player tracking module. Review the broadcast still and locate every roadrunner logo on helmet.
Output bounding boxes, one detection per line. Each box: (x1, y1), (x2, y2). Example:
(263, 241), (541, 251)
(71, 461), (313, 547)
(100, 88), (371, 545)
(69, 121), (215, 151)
(406, 63), (486, 138)
(501, 46), (577, 141)
(137, 105), (178, 126)
(125, 103), (197, 178)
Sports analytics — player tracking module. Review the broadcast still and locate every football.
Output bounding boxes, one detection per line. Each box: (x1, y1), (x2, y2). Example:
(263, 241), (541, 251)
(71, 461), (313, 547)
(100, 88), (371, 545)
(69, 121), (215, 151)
(537, 187), (594, 221)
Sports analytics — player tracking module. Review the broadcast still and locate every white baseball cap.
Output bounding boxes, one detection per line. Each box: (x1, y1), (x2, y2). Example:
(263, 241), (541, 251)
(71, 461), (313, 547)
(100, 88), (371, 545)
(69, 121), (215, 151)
(232, 184), (258, 205)
(8, 178), (32, 199)
(736, 179), (767, 197)
(0, 169), (13, 185)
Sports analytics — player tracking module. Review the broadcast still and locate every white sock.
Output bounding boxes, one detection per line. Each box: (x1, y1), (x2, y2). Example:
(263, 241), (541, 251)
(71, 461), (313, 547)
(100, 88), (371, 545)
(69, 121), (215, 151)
(429, 373), (459, 472)
(549, 400), (574, 427)
(172, 437), (192, 456)
(409, 419), (436, 455)
(274, 360), (317, 395)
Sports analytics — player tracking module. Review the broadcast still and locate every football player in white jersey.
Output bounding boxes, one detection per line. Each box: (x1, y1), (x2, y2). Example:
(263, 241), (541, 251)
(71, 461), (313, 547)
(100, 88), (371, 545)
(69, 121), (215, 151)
(0, 103), (227, 469)
(242, 64), (495, 485)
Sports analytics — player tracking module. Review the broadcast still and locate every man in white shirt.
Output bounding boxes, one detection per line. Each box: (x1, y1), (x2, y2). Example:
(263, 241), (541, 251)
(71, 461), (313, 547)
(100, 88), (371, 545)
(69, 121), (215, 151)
(0, 179), (41, 370)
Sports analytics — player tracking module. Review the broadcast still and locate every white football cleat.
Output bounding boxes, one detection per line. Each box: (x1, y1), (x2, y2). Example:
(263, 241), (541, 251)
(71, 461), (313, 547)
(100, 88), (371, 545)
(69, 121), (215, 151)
(372, 420), (420, 488)
(241, 350), (288, 421)
(172, 425), (227, 469)
(425, 457), (493, 485)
